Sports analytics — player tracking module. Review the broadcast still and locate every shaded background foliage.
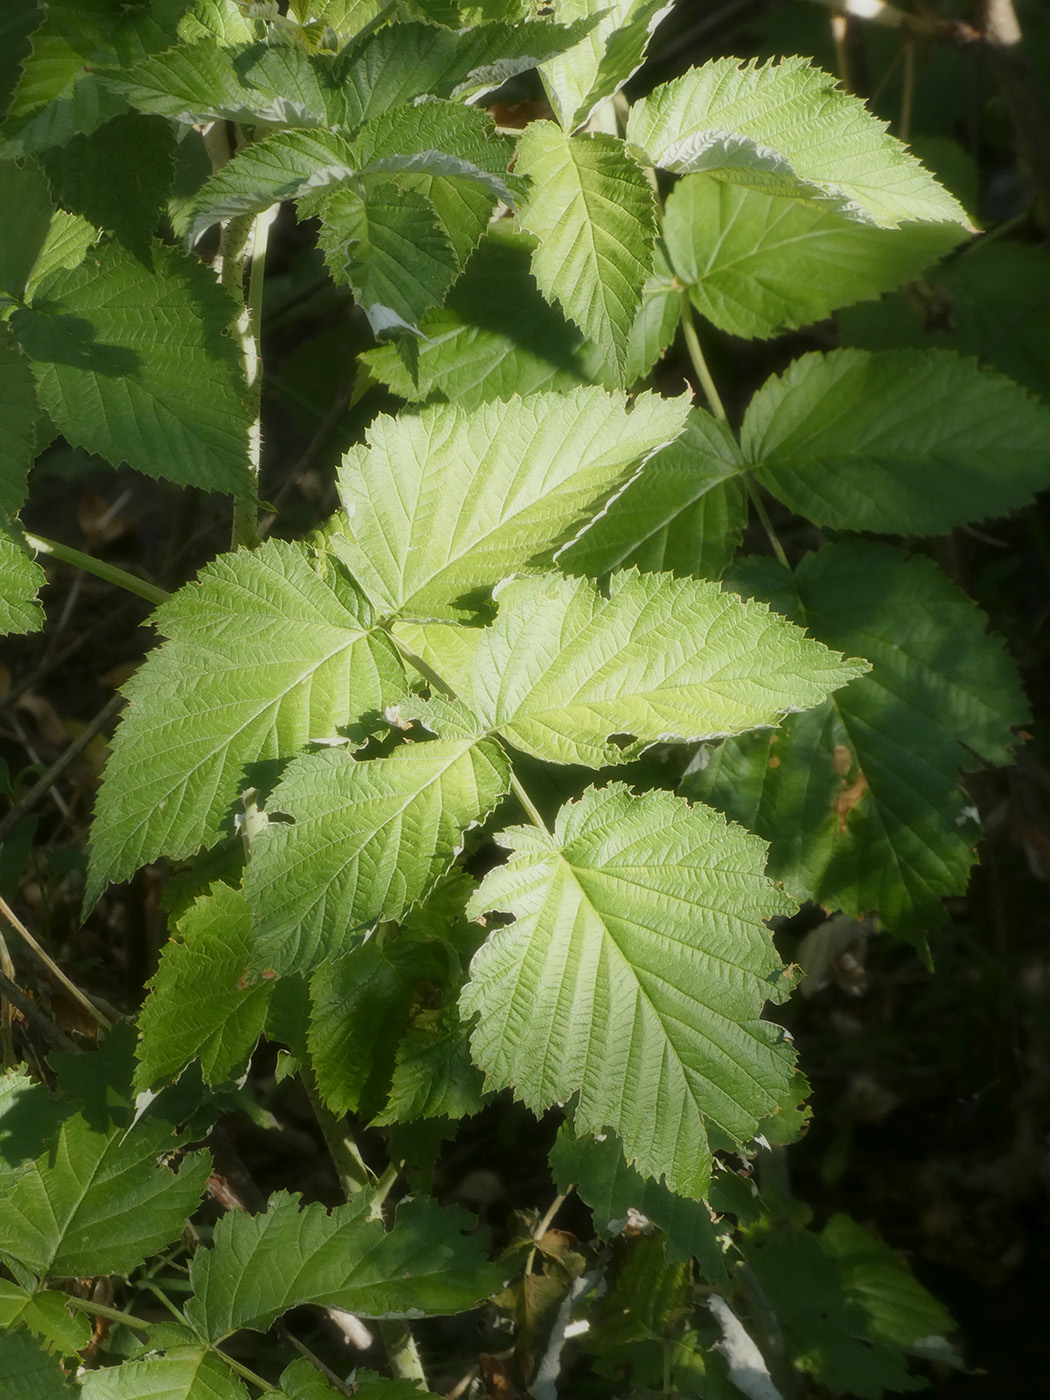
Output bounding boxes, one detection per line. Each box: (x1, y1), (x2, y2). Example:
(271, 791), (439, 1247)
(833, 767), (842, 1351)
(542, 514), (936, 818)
(2, 0), (1050, 1395)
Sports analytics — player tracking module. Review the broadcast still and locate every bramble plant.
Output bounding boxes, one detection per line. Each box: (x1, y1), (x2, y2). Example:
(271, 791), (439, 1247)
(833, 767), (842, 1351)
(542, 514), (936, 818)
(1, 0), (1047, 1397)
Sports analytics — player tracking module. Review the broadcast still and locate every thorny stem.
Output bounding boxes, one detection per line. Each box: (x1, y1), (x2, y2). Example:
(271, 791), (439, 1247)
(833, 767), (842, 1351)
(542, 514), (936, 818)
(24, 533), (169, 606)
(0, 893), (111, 1030)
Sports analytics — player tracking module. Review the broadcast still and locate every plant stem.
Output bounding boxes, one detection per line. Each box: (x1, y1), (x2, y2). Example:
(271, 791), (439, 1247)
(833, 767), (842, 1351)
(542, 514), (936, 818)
(65, 1295), (152, 1335)
(24, 533), (169, 606)
(300, 1065), (374, 1198)
(678, 296), (727, 421)
(509, 770), (549, 833)
(0, 893), (112, 1030)
(743, 476), (791, 572)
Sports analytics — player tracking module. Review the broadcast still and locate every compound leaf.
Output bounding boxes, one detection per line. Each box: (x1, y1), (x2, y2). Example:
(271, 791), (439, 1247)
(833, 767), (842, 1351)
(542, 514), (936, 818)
(558, 408), (747, 579)
(664, 174), (964, 340)
(185, 1190), (504, 1342)
(517, 122), (656, 380)
(539, 0), (674, 133)
(332, 386), (689, 617)
(462, 783), (798, 1198)
(246, 733), (510, 975)
(0, 1113), (210, 1280)
(135, 884), (273, 1090)
(685, 543), (1029, 940)
(743, 348), (1050, 534)
(12, 240), (253, 496)
(461, 571), (865, 768)
(628, 57), (971, 229)
(87, 538), (405, 905)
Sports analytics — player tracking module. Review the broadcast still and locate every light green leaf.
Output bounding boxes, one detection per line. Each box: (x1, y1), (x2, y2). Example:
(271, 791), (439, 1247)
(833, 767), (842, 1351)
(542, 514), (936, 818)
(685, 543), (1029, 940)
(135, 884), (273, 1090)
(517, 122), (656, 380)
(23, 209), (96, 297)
(0, 1113), (210, 1280)
(77, 1347), (250, 1400)
(0, 1328), (71, 1400)
(13, 240), (253, 496)
(0, 329), (45, 637)
(187, 128), (361, 240)
(549, 1126), (729, 1285)
(389, 619), (484, 699)
(460, 570), (865, 768)
(743, 349), (1050, 533)
(111, 39), (353, 128)
(623, 242), (681, 386)
(559, 408), (747, 579)
(185, 1190), (505, 1341)
(332, 385), (689, 617)
(361, 228), (612, 408)
(314, 175), (459, 337)
(351, 100), (515, 201)
(539, 0), (674, 132)
(628, 57), (972, 229)
(663, 173), (964, 340)
(87, 538), (405, 905)
(462, 783), (798, 1198)
(0, 1280), (91, 1358)
(0, 157), (53, 302)
(39, 112), (177, 257)
(246, 733), (510, 975)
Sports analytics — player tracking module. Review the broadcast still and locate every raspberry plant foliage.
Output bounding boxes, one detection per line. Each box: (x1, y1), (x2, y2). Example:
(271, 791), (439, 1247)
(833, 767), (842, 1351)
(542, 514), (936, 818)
(0, 0), (1045, 1396)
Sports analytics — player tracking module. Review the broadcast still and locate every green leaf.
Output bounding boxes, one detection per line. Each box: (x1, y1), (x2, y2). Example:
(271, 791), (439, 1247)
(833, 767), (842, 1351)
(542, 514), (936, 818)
(351, 100), (515, 201)
(837, 239), (1050, 403)
(0, 1068), (70, 1176)
(280, 1359), (437, 1400)
(86, 538), (405, 905)
(12, 240), (253, 496)
(742, 1213), (961, 1398)
(517, 122), (656, 380)
(314, 174), (459, 338)
(0, 1327), (71, 1400)
(0, 0), (187, 158)
(246, 732), (510, 975)
(337, 17), (594, 117)
(559, 408), (747, 579)
(0, 1112), (210, 1280)
(332, 385), (689, 617)
(309, 934), (445, 1118)
(0, 156), (53, 302)
(462, 783), (798, 1198)
(628, 57), (972, 229)
(0, 329), (45, 637)
(743, 349), (1050, 533)
(0, 1280), (91, 1358)
(663, 174), (965, 340)
(39, 111), (176, 257)
(185, 1190), (504, 1341)
(23, 208), (96, 297)
(77, 1347), (250, 1400)
(685, 543), (1029, 940)
(135, 884), (273, 1090)
(460, 570), (865, 768)
(373, 1004), (487, 1125)
(539, 0), (674, 133)
(360, 228), (612, 408)
(549, 1125), (729, 1285)
(187, 129), (361, 240)
(111, 39), (353, 128)
(622, 242), (680, 387)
